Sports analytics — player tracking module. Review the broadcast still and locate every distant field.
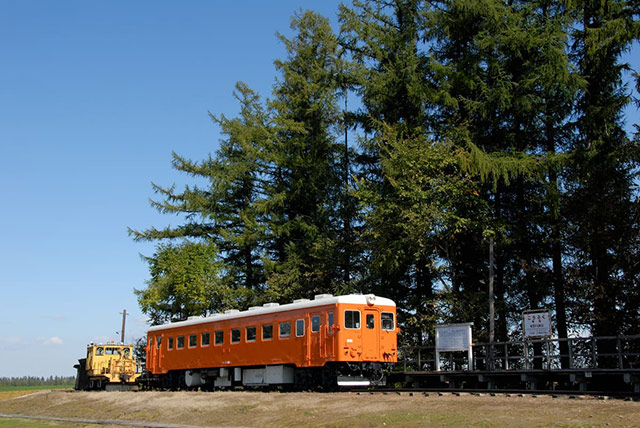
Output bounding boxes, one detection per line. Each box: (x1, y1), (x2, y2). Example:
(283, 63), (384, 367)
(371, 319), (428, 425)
(0, 385), (72, 392)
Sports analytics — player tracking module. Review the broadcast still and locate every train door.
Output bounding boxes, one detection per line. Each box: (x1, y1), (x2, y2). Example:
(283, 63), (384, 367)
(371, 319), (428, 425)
(325, 310), (335, 358)
(156, 335), (163, 370)
(308, 312), (323, 365)
(362, 308), (380, 361)
(147, 336), (155, 372)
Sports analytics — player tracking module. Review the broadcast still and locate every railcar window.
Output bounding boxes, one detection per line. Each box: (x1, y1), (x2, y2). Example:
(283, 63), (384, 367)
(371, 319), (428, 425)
(328, 312), (334, 334)
(279, 321), (291, 338)
(156, 337), (162, 349)
(246, 326), (257, 342)
(201, 332), (210, 346)
(366, 313), (374, 329)
(189, 334), (197, 348)
(106, 347), (117, 355)
(296, 319), (305, 337)
(148, 337), (153, 348)
(231, 328), (241, 343)
(215, 330), (224, 345)
(345, 310), (361, 329)
(168, 337), (174, 350)
(96, 347), (104, 356)
(177, 336), (185, 349)
(381, 312), (395, 330)
(262, 324), (273, 340)
(311, 315), (320, 332)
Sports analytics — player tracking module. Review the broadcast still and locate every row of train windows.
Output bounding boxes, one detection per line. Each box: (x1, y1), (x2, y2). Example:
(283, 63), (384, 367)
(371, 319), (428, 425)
(149, 310), (394, 350)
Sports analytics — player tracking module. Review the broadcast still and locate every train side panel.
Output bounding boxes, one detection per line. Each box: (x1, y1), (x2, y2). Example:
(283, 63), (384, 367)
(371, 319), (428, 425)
(144, 294), (397, 387)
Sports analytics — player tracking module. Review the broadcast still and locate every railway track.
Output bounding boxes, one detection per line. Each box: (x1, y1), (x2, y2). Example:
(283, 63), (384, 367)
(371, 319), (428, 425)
(352, 387), (640, 400)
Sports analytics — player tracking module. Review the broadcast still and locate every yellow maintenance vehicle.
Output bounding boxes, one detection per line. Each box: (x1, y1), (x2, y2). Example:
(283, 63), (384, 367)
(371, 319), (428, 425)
(74, 342), (141, 390)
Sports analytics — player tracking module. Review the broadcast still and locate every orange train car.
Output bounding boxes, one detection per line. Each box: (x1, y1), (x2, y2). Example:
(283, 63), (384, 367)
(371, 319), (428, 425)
(143, 294), (398, 388)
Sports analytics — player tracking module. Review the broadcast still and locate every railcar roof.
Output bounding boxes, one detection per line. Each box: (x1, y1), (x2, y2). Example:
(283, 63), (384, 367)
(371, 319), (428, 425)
(147, 294), (395, 333)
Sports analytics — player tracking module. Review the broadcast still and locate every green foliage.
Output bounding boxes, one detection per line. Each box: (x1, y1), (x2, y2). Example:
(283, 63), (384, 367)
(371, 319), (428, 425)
(135, 241), (228, 324)
(263, 11), (346, 300)
(132, 1), (640, 346)
(563, 0), (640, 336)
(0, 376), (74, 388)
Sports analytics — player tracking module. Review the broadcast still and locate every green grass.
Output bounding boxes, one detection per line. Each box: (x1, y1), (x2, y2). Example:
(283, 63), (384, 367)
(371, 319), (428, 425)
(0, 385), (72, 392)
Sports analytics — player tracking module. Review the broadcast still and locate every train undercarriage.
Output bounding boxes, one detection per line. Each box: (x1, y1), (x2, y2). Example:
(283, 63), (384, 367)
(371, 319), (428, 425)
(138, 362), (391, 391)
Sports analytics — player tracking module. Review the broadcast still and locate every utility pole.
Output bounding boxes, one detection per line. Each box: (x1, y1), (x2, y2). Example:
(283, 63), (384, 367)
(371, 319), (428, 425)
(120, 309), (128, 344)
(488, 236), (495, 369)
(489, 237), (495, 343)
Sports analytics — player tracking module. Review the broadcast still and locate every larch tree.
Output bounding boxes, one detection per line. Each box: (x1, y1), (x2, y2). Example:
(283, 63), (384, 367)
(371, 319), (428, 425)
(261, 11), (347, 302)
(130, 84), (274, 316)
(566, 0), (640, 338)
(339, 0), (444, 345)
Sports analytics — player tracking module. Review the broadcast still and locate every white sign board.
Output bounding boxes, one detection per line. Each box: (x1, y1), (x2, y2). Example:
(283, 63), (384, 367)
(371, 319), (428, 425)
(434, 323), (473, 371)
(522, 310), (551, 338)
(435, 323), (472, 352)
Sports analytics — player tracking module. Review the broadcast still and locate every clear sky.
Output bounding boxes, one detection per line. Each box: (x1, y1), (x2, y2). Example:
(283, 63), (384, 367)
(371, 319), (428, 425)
(0, 1), (638, 378)
(0, 0), (343, 377)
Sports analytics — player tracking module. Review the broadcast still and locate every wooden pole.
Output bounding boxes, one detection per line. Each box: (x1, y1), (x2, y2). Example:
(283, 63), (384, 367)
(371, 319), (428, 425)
(120, 309), (127, 344)
(489, 236), (495, 369)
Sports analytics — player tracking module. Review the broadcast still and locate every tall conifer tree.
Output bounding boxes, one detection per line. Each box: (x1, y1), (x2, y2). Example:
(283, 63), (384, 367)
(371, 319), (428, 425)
(261, 11), (346, 301)
(566, 0), (640, 337)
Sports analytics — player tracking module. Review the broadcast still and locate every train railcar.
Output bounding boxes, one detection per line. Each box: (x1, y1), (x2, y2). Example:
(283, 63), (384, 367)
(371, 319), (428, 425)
(74, 342), (141, 390)
(142, 294), (397, 389)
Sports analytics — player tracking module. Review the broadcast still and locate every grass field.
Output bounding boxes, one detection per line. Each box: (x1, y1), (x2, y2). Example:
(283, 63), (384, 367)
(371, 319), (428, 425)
(0, 387), (114, 428)
(0, 386), (72, 402)
(0, 385), (72, 392)
(0, 389), (639, 428)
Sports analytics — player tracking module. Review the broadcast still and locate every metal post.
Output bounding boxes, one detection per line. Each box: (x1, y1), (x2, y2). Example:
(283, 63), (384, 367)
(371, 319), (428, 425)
(617, 336), (624, 369)
(546, 339), (551, 370)
(505, 343), (509, 370)
(568, 338), (573, 369)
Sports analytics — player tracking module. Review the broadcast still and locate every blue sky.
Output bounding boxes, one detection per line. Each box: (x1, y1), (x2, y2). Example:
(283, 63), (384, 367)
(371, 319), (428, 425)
(0, 1), (638, 377)
(0, 0), (343, 377)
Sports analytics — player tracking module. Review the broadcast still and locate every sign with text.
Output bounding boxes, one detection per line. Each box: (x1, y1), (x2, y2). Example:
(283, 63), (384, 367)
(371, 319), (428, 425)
(522, 310), (551, 338)
(434, 323), (474, 371)
(435, 323), (473, 352)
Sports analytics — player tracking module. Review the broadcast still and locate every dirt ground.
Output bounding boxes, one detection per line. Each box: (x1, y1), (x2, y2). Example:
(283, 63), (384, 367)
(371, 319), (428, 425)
(1, 389), (639, 428)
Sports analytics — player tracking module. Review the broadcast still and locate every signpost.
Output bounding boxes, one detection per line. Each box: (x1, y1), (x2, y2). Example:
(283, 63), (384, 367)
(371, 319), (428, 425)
(522, 309), (551, 338)
(435, 323), (473, 371)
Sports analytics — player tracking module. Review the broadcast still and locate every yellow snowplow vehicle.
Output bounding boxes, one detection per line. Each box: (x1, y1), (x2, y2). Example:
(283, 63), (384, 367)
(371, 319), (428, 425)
(74, 342), (141, 390)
